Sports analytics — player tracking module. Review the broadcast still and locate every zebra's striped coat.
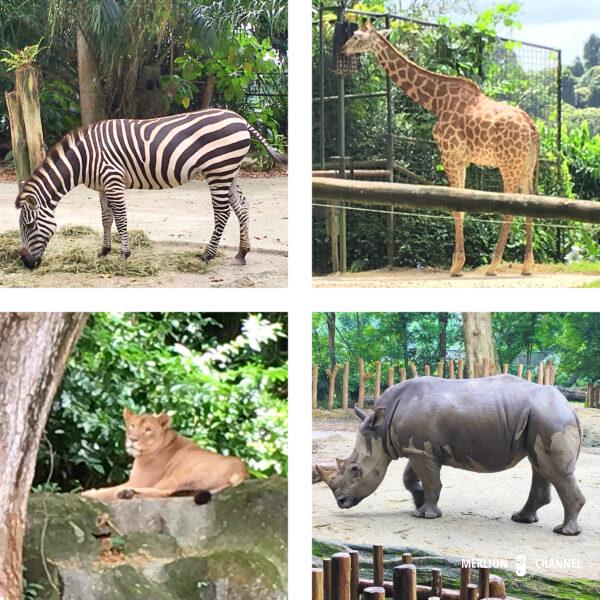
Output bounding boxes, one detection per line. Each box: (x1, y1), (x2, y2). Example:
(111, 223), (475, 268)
(16, 108), (284, 268)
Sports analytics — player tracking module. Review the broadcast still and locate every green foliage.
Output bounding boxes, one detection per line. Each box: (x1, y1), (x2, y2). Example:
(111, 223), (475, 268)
(36, 313), (288, 491)
(583, 34), (600, 70)
(0, 39), (44, 71)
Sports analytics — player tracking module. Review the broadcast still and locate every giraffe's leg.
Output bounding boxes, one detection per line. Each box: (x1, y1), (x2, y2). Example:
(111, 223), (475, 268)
(201, 179), (232, 262)
(522, 217), (534, 276)
(98, 191), (114, 257)
(105, 184), (130, 259)
(228, 180), (250, 265)
(442, 162), (467, 277)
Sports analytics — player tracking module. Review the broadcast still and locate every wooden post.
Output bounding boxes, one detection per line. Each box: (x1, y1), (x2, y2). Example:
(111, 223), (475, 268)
(373, 545), (384, 587)
(594, 385), (600, 409)
(4, 91), (31, 181)
(392, 564), (416, 600)
(400, 367), (407, 382)
(331, 552), (351, 600)
(401, 553), (412, 564)
(329, 207), (340, 273)
(478, 567), (490, 598)
(448, 359), (455, 379)
(312, 365), (319, 409)
(388, 367), (395, 388)
(489, 575), (506, 598)
(437, 361), (444, 378)
(15, 66), (45, 171)
(466, 584), (478, 600)
(409, 363), (418, 378)
(458, 358), (464, 379)
(326, 364), (340, 410)
(357, 358), (371, 409)
(502, 363), (509, 374)
(375, 360), (382, 397)
(544, 363), (551, 385)
(323, 558), (332, 600)
(424, 364), (430, 376)
(587, 383), (593, 408)
(342, 362), (349, 410)
(537, 361), (544, 384)
(431, 568), (442, 597)
(459, 565), (471, 600)
(349, 551), (359, 600)
(313, 568), (324, 600)
(363, 588), (385, 600)
(517, 363), (524, 378)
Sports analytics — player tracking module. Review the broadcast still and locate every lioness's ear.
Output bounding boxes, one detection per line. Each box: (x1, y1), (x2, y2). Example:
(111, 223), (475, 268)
(371, 406), (386, 428)
(156, 413), (172, 429)
(123, 407), (134, 422)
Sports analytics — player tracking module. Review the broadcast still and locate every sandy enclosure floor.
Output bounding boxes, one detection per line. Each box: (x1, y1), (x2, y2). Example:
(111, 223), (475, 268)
(313, 266), (600, 288)
(313, 409), (600, 579)
(0, 177), (287, 287)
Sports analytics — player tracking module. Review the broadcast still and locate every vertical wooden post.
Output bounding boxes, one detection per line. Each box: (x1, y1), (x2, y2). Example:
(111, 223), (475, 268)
(544, 363), (551, 385)
(526, 369), (532, 382)
(448, 359), (455, 379)
(502, 363), (509, 374)
(409, 363), (418, 378)
(342, 362), (349, 410)
(587, 383), (593, 408)
(331, 552), (351, 600)
(392, 564), (416, 600)
(458, 359), (464, 379)
(312, 364), (319, 409)
(329, 208), (340, 273)
(431, 568), (442, 597)
(459, 565), (471, 600)
(323, 558), (332, 600)
(375, 360), (382, 397)
(478, 567), (490, 598)
(388, 366), (395, 388)
(15, 66), (45, 171)
(401, 553), (412, 564)
(357, 358), (371, 409)
(437, 361), (444, 378)
(489, 575), (506, 598)
(326, 364), (340, 410)
(517, 364), (524, 378)
(373, 545), (384, 587)
(400, 367), (407, 382)
(363, 588), (385, 600)
(466, 584), (478, 600)
(537, 361), (544, 385)
(349, 550), (359, 600)
(313, 568), (324, 600)
(4, 91), (31, 181)
(424, 364), (431, 376)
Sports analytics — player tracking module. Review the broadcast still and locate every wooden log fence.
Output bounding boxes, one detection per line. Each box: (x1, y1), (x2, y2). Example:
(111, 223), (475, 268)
(312, 545), (520, 600)
(586, 383), (600, 408)
(313, 359), (558, 409)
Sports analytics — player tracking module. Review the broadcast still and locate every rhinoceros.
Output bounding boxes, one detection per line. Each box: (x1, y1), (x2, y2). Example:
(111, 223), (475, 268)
(316, 375), (585, 535)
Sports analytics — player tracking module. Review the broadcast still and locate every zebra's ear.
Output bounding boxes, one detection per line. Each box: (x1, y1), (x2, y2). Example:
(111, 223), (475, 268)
(17, 194), (39, 211)
(18, 180), (26, 193)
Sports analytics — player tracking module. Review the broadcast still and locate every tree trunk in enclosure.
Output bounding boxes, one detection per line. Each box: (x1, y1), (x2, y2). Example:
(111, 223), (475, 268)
(14, 66), (45, 171)
(525, 313), (539, 368)
(327, 312), (336, 370)
(77, 28), (106, 126)
(201, 74), (217, 109)
(438, 312), (448, 361)
(462, 313), (498, 379)
(4, 91), (31, 182)
(0, 313), (88, 599)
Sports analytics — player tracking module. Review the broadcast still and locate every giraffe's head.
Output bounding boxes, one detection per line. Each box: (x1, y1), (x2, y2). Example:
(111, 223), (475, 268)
(341, 22), (391, 55)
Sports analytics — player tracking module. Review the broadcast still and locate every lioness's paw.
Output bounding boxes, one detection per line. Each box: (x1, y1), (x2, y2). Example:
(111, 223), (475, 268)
(117, 489), (136, 500)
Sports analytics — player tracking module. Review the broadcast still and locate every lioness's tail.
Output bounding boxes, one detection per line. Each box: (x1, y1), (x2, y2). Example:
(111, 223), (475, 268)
(247, 124), (288, 165)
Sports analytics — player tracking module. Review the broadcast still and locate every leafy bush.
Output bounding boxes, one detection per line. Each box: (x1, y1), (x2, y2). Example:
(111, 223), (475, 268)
(36, 313), (288, 491)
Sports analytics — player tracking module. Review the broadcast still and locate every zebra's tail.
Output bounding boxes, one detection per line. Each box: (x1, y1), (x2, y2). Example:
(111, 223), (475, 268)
(247, 124), (288, 165)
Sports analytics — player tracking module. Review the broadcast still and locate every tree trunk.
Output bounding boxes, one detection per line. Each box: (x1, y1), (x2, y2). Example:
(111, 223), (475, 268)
(438, 312), (448, 361)
(327, 312), (336, 370)
(462, 313), (499, 379)
(201, 74), (217, 109)
(4, 91), (31, 182)
(77, 28), (106, 126)
(14, 66), (45, 171)
(0, 313), (88, 599)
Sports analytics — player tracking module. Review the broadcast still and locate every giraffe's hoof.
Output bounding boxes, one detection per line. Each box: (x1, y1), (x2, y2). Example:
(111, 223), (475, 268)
(450, 271), (463, 278)
(117, 489), (135, 500)
(486, 269), (498, 277)
(521, 270), (533, 277)
(98, 247), (111, 257)
(121, 250), (131, 260)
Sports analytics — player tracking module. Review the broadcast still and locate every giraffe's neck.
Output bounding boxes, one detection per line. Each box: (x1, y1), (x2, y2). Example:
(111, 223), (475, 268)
(372, 34), (477, 115)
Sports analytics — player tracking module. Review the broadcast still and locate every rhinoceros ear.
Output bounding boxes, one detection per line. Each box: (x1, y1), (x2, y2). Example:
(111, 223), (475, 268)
(336, 458), (345, 469)
(372, 406), (386, 428)
(354, 405), (367, 421)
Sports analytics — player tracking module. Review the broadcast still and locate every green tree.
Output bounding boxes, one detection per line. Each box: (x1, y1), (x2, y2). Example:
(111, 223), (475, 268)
(583, 33), (600, 70)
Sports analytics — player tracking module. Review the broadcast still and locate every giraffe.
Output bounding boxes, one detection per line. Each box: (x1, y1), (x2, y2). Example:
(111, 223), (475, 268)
(341, 23), (540, 276)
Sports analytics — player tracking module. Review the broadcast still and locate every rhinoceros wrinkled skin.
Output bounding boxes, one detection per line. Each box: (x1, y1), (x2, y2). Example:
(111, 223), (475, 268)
(317, 375), (586, 535)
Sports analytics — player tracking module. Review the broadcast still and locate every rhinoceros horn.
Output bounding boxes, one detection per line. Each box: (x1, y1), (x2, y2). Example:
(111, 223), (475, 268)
(315, 465), (334, 488)
(354, 405), (367, 421)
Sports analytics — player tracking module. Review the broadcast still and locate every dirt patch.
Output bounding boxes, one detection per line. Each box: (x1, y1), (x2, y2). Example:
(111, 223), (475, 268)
(312, 411), (600, 579)
(0, 176), (287, 287)
(313, 264), (600, 288)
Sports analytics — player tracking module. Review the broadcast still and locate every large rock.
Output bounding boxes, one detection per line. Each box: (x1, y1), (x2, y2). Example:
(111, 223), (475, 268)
(24, 478), (287, 599)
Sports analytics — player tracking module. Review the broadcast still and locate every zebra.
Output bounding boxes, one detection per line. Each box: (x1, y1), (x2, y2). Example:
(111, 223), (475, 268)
(15, 108), (286, 269)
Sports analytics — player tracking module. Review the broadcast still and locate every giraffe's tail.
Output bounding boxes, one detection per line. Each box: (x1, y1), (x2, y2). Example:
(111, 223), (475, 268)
(247, 124), (288, 165)
(533, 150), (540, 195)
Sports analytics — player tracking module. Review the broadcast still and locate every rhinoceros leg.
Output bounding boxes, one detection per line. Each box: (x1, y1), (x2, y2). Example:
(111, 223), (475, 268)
(550, 474), (585, 536)
(407, 457), (443, 519)
(512, 468), (551, 524)
(403, 461), (425, 509)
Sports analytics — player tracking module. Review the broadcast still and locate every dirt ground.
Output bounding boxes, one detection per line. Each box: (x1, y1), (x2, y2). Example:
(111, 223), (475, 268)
(313, 407), (600, 579)
(0, 177), (287, 287)
(313, 265), (600, 288)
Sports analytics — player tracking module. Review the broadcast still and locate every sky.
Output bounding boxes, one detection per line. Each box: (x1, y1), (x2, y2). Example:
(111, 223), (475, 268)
(447, 0), (600, 64)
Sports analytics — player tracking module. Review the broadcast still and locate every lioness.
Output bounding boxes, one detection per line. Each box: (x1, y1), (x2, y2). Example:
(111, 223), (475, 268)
(82, 408), (248, 503)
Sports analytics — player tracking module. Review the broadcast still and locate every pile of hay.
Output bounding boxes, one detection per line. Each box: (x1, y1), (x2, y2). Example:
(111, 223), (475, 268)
(0, 226), (209, 280)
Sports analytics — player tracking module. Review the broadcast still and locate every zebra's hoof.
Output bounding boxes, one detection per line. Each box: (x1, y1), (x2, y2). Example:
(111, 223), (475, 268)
(98, 247), (111, 257)
(121, 250), (131, 260)
(200, 253), (213, 263)
(231, 255), (246, 266)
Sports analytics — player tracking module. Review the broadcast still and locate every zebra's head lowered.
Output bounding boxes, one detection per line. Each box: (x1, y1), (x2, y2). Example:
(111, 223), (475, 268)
(15, 185), (57, 269)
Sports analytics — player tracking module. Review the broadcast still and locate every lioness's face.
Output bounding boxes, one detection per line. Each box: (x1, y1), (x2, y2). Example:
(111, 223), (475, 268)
(123, 408), (172, 457)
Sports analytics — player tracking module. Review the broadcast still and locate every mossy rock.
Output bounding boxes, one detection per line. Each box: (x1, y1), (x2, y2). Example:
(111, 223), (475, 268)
(122, 532), (180, 558)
